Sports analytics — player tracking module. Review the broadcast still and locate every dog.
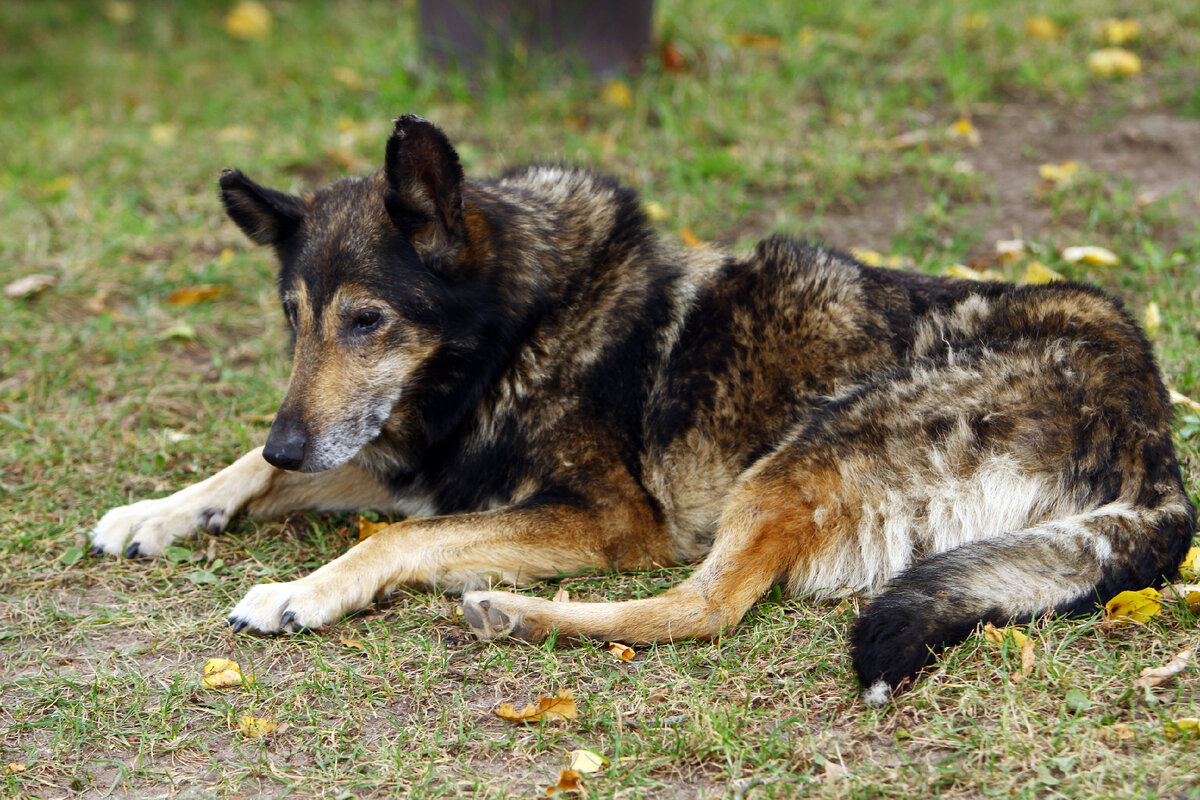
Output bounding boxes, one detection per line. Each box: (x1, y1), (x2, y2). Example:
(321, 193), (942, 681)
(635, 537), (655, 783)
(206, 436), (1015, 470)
(90, 115), (1196, 704)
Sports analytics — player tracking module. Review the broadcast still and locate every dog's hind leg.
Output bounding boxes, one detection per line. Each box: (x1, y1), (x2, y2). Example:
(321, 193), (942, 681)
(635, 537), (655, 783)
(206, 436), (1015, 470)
(90, 447), (394, 558)
(460, 456), (858, 645)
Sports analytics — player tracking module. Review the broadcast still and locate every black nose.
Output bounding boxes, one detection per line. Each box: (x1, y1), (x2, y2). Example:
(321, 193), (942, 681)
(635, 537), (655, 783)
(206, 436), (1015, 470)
(263, 416), (308, 471)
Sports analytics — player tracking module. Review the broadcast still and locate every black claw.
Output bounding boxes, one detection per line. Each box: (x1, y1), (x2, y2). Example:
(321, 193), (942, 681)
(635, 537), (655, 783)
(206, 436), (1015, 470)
(90, 546), (105, 557)
(280, 610), (297, 630)
(228, 617), (248, 633)
(125, 542), (142, 559)
(478, 599), (490, 609)
(461, 602), (484, 630)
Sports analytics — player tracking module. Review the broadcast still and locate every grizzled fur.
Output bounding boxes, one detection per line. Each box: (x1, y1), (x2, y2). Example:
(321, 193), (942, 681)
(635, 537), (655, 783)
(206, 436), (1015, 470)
(90, 115), (1196, 703)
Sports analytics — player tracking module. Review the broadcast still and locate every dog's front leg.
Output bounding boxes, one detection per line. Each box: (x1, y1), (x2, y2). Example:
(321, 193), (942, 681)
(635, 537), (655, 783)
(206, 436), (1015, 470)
(227, 500), (670, 634)
(90, 447), (394, 558)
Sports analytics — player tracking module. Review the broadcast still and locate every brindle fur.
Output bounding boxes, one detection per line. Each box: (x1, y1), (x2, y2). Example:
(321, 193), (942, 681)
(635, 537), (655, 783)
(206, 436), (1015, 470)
(90, 116), (1196, 703)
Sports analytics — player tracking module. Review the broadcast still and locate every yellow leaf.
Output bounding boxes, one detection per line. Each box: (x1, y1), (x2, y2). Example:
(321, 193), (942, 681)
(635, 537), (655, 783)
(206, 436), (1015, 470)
(218, 247), (235, 264)
(339, 634), (364, 650)
(1159, 584), (1200, 611)
(201, 658), (253, 689)
(104, 1), (135, 24)
(995, 239), (1026, 263)
(1164, 718), (1200, 738)
(357, 516), (390, 542)
(1135, 648), (1192, 688)
(545, 769), (584, 795)
(607, 641), (635, 661)
(40, 174), (78, 199)
(167, 285), (227, 305)
(1169, 390), (1200, 413)
(1103, 588), (1162, 625)
(150, 123), (178, 146)
(730, 32), (783, 51)
(225, 1), (272, 40)
(983, 621), (1029, 648)
(1, 763), (25, 776)
(947, 118), (980, 147)
(1179, 547), (1200, 581)
(1020, 261), (1065, 285)
(568, 749), (609, 773)
(237, 715), (279, 738)
(678, 227), (704, 248)
(1024, 16), (1061, 40)
(1087, 48), (1141, 78)
(1099, 18), (1140, 46)
(1038, 160), (1079, 186)
(1143, 302), (1161, 337)
(944, 263), (1002, 282)
(961, 12), (989, 32)
(1061, 245), (1119, 266)
(850, 248), (884, 267)
(644, 201), (669, 222)
(494, 688), (579, 724)
(601, 80), (633, 110)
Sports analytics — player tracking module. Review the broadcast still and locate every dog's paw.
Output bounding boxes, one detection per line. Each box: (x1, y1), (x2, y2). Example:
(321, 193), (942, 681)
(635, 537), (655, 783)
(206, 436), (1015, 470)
(227, 580), (345, 634)
(461, 590), (544, 641)
(90, 496), (231, 558)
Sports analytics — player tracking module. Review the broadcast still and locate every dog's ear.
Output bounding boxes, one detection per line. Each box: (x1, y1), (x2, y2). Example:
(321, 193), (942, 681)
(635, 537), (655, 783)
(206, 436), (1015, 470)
(384, 115), (465, 264)
(219, 169), (306, 246)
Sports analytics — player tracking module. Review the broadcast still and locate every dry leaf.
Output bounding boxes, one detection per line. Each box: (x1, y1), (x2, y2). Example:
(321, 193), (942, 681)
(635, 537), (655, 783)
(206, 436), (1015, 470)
(1159, 584), (1200, 611)
(944, 263), (1002, 282)
(1087, 48), (1141, 77)
(607, 641), (635, 661)
(1038, 160), (1079, 186)
(357, 516), (390, 542)
(1169, 390), (1200, 413)
(679, 227), (704, 248)
(730, 32), (782, 51)
(1098, 18), (1140, 45)
(851, 248), (885, 267)
(494, 689), (579, 724)
(1178, 547), (1200, 581)
(1143, 302), (1161, 337)
(601, 80), (633, 110)
(644, 201), (669, 222)
(1020, 636), (1036, 676)
(1165, 718), (1200, 738)
(660, 41), (686, 72)
(947, 118), (980, 147)
(332, 66), (364, 90)
(821, 760), (851, 781)
(545, 769), (583, 795)
(1135, 648), (1192, 688)
(1062, 245), (1119, 266)
(1024, 16), (1061, 40)
(201, 657), (253, 689)
(339, 634), (365, 650)
(1020, 262), (1065, 285)
(568, 749), (608, 773)
(4, 274), (57, 299)
(225, 1), (272, 40)
(150, 122), (178, 145)
(105, 1), (134, 23)
(552, 587), (571, 603)
(961, 12), (988, 32)
(1, 763), (25, 776)
(167, 285), (226, 305)
(1103, 588), (1162, 626)
(983, 621), (1030, 648)
(237, 715), (279, 738)
(995, 239), (1026, 263)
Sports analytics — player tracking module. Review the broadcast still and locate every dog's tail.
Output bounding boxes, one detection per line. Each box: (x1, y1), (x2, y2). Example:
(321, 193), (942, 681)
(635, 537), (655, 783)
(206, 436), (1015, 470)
(851, 486), (1195, 706)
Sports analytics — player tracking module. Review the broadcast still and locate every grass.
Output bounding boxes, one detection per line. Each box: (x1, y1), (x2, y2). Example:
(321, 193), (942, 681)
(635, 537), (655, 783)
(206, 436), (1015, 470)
(2, 0), (1200, 797)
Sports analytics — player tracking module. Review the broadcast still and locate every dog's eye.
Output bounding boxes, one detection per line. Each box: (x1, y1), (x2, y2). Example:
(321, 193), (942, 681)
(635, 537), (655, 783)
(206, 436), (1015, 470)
(351, 308), (383, 333)
(282, 301), (298, 327)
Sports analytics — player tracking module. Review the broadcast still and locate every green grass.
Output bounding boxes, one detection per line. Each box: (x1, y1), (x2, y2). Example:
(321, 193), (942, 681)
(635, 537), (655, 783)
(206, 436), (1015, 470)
(2, 0), (1200, 797)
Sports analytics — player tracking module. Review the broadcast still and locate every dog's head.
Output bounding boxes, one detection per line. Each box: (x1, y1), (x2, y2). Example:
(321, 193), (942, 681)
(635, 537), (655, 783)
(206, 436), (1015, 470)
(219, 115), (467, 472)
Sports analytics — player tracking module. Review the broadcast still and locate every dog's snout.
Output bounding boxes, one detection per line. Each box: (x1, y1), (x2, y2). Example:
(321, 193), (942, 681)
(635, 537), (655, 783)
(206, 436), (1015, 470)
(263, 416), (308, 471)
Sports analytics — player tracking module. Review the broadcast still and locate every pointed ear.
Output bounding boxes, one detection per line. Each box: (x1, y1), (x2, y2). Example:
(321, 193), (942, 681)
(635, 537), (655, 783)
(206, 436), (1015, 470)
(384, 115), (465, 263)
(218, 168), (306, 246)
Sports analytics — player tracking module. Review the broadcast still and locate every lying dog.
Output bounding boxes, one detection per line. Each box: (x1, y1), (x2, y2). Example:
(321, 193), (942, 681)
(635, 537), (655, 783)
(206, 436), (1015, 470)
(91, 115), (1195, 704)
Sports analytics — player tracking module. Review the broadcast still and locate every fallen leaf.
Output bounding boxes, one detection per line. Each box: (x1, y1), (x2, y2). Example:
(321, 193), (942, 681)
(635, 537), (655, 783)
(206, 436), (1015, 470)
(201, 658), (254, 689)
(944, 263), (1002, 282)
(1165, 718), (1200, 738)
(797, 27), (817, 47)
(104, 1), (134, 23)
(1103, 588), (1162, 626)
(357, 516), (390, 542)
(607, 641), (635, 661)
(1, 763), (25, 776)
(1098, 18), (1140, 46)
(4, 274), (57, 299)
(1143, 302), (1161, 337)
(961, 12), (988, 32)
(1135, 648), (1192, 688)
(552, 587), (571, 603)
(1020, 261), (1065, 285)
(947, 118), (980, 147)
(167, 285), (227, 305)
(1169, 390), (1200, 413)
(225, 1), (272, 40)
(1064, 688), (1092, 712)
(545, 769), (583, 795)
(1024, 16), (1061, 40)
(821, 760), (851, 781)
(1062, 245), (1119, 266)
(850, 248), (885, 267)
(644, 201), (669, 222)
(156, 322), (197, 340)
(1159, 584), (1200, 611)
(1038, 160), (1079, 186)
(1087, 48), (1141, 78)
(150, 122), (178, 146)
(1020, 636), (1036, 677)
(237, 715), (279, 738)
(568, 749), (608, 773)
(1178, 547), (1200, 581)
(494, 688), (579, 724)
(660, 41), (686, 72)
(679, 227), (704, 248)
(995, 239), (1026, 263)
(1111, 724), (1135, 740)
(601, 80), (633, 110)
(339, 634), (365, 650)
(983, 621), (1030, 648)
(332, 66), (364, 90)
(730, 32), (782, 51)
